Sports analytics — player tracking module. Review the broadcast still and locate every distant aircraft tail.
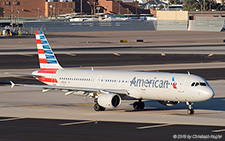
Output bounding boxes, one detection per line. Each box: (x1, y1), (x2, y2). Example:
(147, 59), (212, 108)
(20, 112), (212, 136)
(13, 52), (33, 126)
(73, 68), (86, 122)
(35, 31), (62, 69)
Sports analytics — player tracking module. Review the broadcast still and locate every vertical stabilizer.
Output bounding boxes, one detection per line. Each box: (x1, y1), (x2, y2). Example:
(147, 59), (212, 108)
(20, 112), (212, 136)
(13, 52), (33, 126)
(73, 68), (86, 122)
(35, 31), (62, 69)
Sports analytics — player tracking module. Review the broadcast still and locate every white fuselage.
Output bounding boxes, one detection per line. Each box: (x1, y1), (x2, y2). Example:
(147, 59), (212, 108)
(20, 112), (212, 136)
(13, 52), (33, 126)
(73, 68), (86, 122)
(35, 69), (214, 103)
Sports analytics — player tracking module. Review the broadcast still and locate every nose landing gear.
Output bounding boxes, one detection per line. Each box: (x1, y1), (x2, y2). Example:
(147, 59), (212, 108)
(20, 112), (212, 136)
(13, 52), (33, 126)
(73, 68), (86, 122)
(186, 102), (194, 115)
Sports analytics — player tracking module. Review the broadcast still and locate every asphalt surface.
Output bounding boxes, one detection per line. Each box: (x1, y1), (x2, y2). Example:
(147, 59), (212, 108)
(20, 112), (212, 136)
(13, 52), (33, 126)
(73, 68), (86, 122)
(0, 117), (224, 141)
(0, 43), (225, 52)
(1, 44), (225, 55)
(1, 54), (225, 69)
(1, 31), (225, 49)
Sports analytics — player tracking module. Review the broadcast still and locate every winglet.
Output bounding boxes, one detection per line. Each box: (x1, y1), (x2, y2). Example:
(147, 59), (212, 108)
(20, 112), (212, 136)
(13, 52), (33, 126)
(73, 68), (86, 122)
(10, 81), (16, 88)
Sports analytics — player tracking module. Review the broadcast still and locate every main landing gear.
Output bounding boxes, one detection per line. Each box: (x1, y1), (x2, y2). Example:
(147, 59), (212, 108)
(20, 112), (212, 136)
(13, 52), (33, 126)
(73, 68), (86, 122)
(133, 99), (145, 110)
(94, 99), (105, 111)
(94, 103), (105, 111)
(186, 102), (194, 115)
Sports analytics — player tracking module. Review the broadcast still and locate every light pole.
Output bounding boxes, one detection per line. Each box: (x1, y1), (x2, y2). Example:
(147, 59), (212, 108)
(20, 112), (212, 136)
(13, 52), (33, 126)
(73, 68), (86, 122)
(53, 7), (55, 16)
(17, 11), (19, 24)
(87, 1), (93, 16)
(118, 1), (121, 14)
(119, 1), (120, 14)
(203, 0), (205, 11)
(49, 4), (53, 20)
(96, 6), (100, 21)
(11, 4), (13, 25)
(80, 0), (83, 19)
(114, 0), (121, 14)
(38, 8), (40, 18)
(197, 0), (202, 11)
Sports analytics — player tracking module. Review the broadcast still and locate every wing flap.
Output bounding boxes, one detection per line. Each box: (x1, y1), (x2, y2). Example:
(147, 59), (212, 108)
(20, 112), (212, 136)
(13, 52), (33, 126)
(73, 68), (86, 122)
(10, 82), (128, 95)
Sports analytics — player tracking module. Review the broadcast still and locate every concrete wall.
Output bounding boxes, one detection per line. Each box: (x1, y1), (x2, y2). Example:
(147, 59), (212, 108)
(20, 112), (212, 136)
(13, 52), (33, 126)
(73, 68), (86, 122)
(157, 11), (188, 21)
(156, 11), (188, 31)
(157, 20), (188, 31)
(188, 17), (225, 32)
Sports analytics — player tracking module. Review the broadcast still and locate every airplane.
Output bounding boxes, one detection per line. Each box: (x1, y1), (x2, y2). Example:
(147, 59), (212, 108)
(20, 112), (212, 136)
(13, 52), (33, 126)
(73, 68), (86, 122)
(10, 30), (215, 115)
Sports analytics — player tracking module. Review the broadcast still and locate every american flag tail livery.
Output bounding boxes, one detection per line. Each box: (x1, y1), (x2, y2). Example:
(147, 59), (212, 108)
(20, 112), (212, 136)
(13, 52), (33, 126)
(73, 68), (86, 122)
(33, 30), (63, 85)
(35, 30), (62, 69)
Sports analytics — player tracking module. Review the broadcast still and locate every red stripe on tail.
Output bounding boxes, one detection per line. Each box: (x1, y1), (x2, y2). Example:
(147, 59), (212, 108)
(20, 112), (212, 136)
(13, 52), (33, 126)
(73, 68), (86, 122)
(39, 59), (48, 64)
(38, 49), (45, 54)
(36, 39), (42, 44)
(35, 31), (39, 35)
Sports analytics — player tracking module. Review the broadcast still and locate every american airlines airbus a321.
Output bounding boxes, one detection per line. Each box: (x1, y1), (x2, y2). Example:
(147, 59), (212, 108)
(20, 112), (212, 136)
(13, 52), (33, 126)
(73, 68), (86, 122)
(10, 31), (215, 115)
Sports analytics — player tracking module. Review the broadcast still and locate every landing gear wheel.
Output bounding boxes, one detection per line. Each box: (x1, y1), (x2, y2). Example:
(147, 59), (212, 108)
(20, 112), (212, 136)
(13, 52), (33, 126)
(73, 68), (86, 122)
(94, 103), (105, 111)
(187, 109), (195, 115)
(133, 102), (138, 110)
(133, 101), (145, 110)
(186, 102), (194, 115)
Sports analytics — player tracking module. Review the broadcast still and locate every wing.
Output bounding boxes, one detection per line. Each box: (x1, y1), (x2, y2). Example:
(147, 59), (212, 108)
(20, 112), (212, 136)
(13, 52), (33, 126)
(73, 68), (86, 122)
(10, 81), (128, 97)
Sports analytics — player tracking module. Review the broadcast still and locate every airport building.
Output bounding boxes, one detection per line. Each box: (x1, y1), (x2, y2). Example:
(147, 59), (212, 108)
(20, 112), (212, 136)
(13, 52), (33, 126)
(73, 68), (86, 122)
(0, 0), (148, 18)
(98, 0), (150, 14)
(0, 0), (75, 18)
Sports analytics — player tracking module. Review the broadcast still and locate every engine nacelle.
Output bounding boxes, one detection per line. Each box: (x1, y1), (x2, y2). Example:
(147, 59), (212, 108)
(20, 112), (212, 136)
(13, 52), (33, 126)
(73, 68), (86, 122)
(97, 93), (121, 108)
(158, 101), (179, 107)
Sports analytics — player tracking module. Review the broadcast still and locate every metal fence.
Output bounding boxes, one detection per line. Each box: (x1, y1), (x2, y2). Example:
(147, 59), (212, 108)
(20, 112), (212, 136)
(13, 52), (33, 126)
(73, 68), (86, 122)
(23, 21), (157, 34)
(17, 17), (225, 33)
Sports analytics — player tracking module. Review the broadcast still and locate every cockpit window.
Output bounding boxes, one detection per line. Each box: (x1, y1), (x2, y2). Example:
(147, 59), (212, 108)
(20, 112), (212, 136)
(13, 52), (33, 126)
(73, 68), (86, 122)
(195, 82), (199, 86)
(200, 82), (207, 86)
(191, 82), (207, 87)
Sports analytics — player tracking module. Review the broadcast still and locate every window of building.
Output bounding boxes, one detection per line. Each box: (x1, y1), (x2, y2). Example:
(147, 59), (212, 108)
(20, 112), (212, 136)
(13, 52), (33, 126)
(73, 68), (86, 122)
(69, 3), (73, 8)
(62, 3), (66, 8)
(46, 0), (75, 2)
(14, 1), (20, 5)
(5, 1), (11, 5)
(46, 0), (59, 2)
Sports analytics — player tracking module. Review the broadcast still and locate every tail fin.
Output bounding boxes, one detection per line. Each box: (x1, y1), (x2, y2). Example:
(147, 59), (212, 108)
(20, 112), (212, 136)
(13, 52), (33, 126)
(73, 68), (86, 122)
(35, 31), (62, 69)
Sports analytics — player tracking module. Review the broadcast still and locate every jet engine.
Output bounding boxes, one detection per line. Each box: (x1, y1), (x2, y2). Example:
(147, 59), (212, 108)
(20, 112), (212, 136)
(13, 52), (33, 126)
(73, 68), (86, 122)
(158, 101), (179, 107)
(97, 93), (121, 108)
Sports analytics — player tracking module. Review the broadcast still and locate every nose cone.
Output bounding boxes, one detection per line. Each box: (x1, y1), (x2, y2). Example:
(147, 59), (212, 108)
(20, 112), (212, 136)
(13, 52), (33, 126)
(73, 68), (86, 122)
(203, 87), (215, 101)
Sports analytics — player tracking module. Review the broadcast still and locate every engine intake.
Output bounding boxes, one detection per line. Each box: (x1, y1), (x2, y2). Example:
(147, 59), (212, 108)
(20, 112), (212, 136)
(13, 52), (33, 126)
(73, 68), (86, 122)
(97, 93), (121, 108)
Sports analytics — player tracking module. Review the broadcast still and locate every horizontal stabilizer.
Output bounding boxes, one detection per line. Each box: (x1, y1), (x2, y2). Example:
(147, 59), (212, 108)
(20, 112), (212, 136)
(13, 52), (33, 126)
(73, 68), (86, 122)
(5, 72), (42, 77)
